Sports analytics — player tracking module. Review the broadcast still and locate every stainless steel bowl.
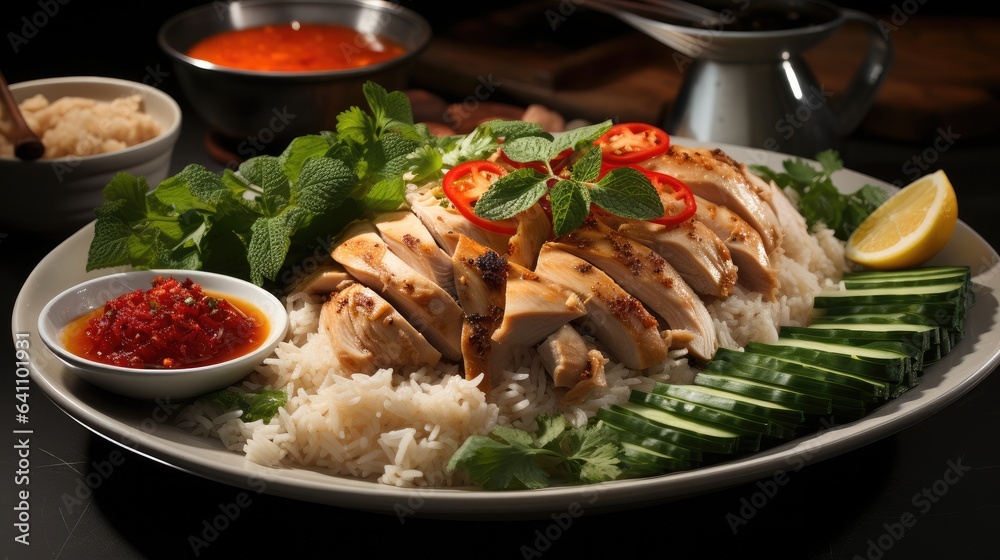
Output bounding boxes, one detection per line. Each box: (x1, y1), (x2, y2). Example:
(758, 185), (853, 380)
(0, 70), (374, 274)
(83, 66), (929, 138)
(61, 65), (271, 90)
(158, 0), (431, 146)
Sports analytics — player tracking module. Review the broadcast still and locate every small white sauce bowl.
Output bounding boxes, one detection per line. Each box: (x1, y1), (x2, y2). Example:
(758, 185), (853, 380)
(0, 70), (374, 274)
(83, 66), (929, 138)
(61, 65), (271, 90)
(37, 269), (288, 401)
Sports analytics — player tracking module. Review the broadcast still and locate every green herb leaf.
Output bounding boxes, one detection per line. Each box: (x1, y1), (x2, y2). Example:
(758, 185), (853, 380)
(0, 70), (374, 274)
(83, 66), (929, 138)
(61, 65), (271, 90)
(447, 413), (623, 490)
(550, 120), (612, 156)
(293, 156), (358, 214)
(279, 135), (334, 184)
(591, 167), (663, 220)
(239, 156), (289, 215)
(565, 421), (622, 484)
(208, 388), (287, 423)
(473, 168), (548, 221)
(500, 136), (553, 164)
(549, 179), (592, 237)
(570, 146), (603, 183)
(247, 207), (306, 285)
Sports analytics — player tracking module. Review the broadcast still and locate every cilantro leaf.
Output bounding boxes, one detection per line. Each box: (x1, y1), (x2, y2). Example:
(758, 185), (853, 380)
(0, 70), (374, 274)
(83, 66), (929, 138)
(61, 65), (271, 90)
(750, 149), (886, 240)
(447, 414), (623, 490)
(208, 388), (287, 423)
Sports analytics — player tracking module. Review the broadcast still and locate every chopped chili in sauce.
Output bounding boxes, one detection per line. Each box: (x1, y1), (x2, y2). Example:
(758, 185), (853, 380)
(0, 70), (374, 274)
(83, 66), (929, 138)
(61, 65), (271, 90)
(63, 276), (268, 369)
(186, 22), (406, 72)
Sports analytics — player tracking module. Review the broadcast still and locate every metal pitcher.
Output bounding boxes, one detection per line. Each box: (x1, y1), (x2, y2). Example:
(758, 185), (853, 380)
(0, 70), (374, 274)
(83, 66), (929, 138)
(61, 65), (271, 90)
(612, 0), (893, 155)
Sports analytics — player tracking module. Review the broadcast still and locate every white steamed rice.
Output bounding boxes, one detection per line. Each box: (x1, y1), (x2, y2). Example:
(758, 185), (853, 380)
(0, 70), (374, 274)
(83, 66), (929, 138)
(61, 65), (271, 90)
(176, 220), (848, 488)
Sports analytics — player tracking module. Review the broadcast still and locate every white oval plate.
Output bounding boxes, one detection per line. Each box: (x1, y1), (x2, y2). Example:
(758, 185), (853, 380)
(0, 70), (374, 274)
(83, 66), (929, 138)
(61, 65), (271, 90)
(12, 141), (1000, 517)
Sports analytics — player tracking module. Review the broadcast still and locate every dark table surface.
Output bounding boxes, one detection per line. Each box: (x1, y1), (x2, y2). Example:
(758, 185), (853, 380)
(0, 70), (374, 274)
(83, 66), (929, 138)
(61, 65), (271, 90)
(3, 3), (1000, 559)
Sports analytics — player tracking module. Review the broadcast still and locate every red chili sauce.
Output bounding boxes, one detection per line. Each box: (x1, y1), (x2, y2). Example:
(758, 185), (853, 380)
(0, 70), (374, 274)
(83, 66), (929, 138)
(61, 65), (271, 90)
(186, 22), (406, 72)
(63, 276), (268, 369)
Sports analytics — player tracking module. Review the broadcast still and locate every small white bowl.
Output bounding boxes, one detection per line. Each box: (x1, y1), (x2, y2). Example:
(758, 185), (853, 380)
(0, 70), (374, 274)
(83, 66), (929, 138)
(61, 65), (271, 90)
(37, 270), (288, 401)
(0, 76), (182, 234)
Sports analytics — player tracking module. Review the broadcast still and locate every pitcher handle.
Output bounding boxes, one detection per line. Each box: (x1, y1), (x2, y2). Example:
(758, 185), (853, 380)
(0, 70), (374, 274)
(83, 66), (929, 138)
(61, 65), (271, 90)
(834, 9), (894, 136)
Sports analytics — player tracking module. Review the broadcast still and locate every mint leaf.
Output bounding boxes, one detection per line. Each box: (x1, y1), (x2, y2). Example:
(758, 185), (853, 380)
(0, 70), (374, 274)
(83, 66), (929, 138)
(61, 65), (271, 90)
(489, 120), (547, 142)
(294, 156), (357, 214)
(591, 167), (663, 220)
(102, 173), (149, 222)
(279, 135), (333, 184)
(500, 136), (553, 164)
(86, 210), (136, 271)
(248, 207), (306, 285)
(550, 120), (611, 156)
(570, 146), (602, 183)
(239, 156), (289, 214)
(473, 168), (548, 221)
(549, 179), (592, 237)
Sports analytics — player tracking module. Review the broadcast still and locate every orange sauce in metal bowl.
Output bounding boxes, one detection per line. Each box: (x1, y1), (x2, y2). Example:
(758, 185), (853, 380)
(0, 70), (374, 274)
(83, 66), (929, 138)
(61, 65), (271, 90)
(186, 22), (406, 72)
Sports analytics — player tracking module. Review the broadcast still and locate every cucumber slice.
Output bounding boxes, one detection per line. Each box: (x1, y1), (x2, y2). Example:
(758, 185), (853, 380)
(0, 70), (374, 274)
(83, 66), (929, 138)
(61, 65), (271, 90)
(714, 347), (889, 399)
(652, 383), (806, 425)
(814, 282), (966, 307)
(630, 390), (771, 436)
(693, 372), (833, 415)
(744, 340), (908, 383)
(615, 429), (702, 462)
(597, 405), (739, 454)
(619, 442), (697, 475)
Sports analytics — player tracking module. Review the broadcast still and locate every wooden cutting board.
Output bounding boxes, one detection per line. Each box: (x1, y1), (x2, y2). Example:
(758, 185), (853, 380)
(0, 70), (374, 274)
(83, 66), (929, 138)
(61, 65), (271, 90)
(413, 15), (1000, 143)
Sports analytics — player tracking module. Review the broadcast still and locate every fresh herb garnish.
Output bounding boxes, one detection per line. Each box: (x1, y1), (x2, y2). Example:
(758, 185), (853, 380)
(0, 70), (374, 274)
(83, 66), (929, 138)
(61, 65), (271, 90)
(208, 388), (287, 423)
(473, 121), (663, 236)
(86, 82), (440, 288)
(751, 149), (889, 240)
(446, 414), (622, 490)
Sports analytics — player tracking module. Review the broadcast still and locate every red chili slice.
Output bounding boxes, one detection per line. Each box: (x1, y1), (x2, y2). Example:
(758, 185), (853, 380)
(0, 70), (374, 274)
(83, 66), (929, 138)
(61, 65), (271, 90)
(636, 167), (697, 227)
(594, 122), (671, 165)
(441, 160), (518, 235)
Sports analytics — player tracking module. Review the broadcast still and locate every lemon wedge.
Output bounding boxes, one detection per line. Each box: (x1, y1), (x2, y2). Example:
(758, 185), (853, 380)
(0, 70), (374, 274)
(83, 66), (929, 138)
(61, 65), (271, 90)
(846, 170), (958, 270)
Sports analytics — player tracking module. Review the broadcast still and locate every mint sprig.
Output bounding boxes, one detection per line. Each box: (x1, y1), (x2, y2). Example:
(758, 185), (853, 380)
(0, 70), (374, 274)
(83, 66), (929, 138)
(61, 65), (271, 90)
(447, 414), (622, 490)
(86, 82), (446, 288)
(472, 121), (664, 236)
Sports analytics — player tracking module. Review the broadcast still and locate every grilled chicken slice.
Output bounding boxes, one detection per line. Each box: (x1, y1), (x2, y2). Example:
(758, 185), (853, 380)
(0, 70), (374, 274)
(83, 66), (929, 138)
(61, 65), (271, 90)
(537, 324), (608, 404)
(490, 261), (587, 373)
(452, 235), (509, 392)
(534, 244), (668, 370)
(550, 217), (716, 360)
(320, 283), (442, 374)
(506, 203), (551, 269)
(373, 210), (457, 298)
(603, 214), (737, 299)
(331, 220), (464, 361)
(642, 145), (783, 253)
(693, 196), (780, 300)
(405, 186), (510, 256)
(285, 262), (354, 295)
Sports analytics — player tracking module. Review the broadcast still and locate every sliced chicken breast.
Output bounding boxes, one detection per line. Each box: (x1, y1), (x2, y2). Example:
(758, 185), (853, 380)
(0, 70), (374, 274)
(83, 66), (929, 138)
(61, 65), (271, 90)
(284, 262), (354, 295)
(452, 235), (509, 392)
(605, 214), (737, 299)
(534, 244), (669, 370)
(319, 283), (442, 374)
(642, 145), (783, 253)
(331, 220), (464, 361)
(693, 195), (780, 300)
(550, 217), (717, 360)
(373, 210), (456, 298)
(490, 261), (587, 373)
(405, 185), (510, 256)
(506, 203), (551, 269)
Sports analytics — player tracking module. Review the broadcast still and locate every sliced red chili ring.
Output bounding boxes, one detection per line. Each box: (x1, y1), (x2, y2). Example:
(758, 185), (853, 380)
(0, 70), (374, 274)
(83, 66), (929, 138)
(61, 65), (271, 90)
(635, 167), (697, 227)
(594, 122), (671, 165)
(441, 160), (518, 235)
